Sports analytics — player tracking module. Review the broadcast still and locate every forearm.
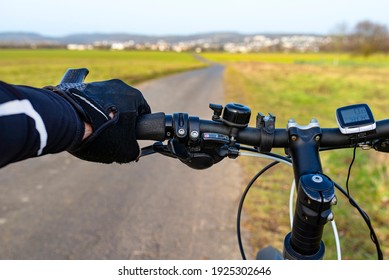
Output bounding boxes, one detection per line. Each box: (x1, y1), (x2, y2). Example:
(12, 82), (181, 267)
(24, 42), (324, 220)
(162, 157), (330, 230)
(0, 81), (85, 167)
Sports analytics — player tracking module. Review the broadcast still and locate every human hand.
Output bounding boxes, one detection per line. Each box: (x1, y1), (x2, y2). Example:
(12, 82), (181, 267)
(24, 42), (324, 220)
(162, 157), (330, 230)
(54, 79), (151, 163)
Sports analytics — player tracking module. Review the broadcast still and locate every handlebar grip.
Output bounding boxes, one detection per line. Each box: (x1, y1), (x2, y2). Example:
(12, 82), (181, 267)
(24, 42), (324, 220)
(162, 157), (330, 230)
(136, 112), (166, 141)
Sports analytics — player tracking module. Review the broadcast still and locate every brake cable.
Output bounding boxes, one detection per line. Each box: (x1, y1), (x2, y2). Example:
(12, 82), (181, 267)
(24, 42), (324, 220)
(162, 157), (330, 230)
(237, 145), (383, 260)
(342, 143), (383, 260)
(236, 159), (280, 260)
(235, 151), (344, 260)
(142, 141), (382, 259)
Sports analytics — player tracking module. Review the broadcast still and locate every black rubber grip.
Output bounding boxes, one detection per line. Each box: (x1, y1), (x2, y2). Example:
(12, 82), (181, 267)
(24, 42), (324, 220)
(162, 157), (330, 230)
(136, 112), (166, 141)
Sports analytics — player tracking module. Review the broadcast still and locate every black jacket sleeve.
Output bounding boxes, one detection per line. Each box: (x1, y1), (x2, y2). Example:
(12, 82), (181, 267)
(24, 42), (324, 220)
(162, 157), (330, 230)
(0, 81), (85, 168)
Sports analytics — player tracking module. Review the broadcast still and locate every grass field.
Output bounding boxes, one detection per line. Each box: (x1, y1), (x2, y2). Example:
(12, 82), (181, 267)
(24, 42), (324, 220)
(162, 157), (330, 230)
(202, 52), (389, 67)
(203, 52), (389, 259)
(0, 49), (205, 86)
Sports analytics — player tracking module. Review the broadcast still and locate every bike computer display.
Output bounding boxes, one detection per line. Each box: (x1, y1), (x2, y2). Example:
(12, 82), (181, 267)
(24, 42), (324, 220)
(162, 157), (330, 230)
(336, 104), (376, 135)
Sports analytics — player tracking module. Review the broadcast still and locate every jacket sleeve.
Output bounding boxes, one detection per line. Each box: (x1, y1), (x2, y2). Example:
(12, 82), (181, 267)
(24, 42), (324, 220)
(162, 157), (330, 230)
(0, 81), (85, 168)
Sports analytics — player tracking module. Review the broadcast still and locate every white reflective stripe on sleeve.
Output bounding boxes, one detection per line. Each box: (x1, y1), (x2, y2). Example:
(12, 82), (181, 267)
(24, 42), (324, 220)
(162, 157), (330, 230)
(0, 99), (48, 156)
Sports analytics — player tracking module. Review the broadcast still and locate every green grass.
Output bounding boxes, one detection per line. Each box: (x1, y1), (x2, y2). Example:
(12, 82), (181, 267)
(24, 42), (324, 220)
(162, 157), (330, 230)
(203, 52), (389, 67)
(205, 52), (389, 259)
(0, 49), (205, 86)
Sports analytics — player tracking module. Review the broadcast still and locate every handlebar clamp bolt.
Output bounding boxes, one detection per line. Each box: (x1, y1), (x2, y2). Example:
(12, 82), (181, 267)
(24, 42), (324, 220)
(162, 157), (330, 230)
(291, 135), (298, 141)
(330, 196), (338, 206)
(315, 135), (321, 141)
(178, 128), (186, 136)
(190, 130), (199, 139)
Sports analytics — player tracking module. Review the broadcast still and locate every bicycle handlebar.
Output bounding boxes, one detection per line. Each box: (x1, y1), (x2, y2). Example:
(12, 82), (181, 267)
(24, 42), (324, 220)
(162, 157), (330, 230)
(136, 109), (389, 260)
(136, 112), (389, 149)
(58, 68), (385, 260)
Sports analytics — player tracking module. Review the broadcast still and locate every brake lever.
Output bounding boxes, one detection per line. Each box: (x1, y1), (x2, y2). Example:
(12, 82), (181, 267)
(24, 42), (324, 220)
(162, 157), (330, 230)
(139, 142), (178, 159)
(140, 139), (195, 160)
(140, 145), (157, 157)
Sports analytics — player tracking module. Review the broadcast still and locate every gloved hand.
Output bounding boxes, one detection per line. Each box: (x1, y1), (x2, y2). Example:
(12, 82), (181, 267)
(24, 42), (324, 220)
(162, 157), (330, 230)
(48, 79), (151, 164)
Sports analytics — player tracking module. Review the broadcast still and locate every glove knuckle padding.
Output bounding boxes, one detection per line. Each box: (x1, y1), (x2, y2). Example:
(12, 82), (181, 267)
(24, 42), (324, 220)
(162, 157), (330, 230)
(81, 79), (150, 114)
(58, 79), (151, 164)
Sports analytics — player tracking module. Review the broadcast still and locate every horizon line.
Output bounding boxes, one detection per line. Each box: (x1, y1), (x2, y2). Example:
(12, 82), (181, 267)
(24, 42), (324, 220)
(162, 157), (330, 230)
(0, 30), (329, 38)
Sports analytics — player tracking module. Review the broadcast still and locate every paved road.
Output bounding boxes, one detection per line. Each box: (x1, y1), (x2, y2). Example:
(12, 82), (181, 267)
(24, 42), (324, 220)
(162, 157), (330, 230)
(0, 64), (249, 259)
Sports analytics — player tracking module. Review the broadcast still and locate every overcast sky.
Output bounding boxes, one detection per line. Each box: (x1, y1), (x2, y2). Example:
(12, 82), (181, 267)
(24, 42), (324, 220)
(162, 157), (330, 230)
(2, 0), (389, 36)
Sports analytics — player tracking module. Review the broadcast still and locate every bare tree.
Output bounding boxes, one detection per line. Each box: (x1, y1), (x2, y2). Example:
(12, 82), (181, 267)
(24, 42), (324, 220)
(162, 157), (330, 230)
(350, 20), (389, 56)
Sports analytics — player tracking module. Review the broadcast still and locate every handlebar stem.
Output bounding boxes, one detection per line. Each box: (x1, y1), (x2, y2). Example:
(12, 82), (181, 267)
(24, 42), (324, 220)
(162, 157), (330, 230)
(283, 120), (335, 259)
(287, 119), (323, 181)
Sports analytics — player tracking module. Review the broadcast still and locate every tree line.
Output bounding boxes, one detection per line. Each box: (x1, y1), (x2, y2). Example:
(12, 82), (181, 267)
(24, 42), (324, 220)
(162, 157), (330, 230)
(326, 20), (389, 56)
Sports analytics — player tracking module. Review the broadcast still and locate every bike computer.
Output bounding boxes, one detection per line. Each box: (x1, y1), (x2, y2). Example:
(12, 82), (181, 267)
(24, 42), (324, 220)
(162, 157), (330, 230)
(336, 104), (376, 135)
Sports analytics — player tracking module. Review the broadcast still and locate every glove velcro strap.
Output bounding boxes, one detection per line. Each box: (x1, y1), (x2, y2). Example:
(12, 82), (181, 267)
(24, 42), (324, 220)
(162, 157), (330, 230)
(45, 86), (110, 131)
(67, 112), (139, 164)
(67, 88), (110, 131)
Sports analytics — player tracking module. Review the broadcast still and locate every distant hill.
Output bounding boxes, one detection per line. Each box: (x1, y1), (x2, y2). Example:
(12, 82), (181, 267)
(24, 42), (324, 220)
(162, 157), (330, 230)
(0, 31), (321, 45)
(0, 32), (58, 44)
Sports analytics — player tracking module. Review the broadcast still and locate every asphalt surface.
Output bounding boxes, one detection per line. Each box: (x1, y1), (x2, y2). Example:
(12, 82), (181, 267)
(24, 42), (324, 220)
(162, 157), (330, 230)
(0, 64), (249, 259)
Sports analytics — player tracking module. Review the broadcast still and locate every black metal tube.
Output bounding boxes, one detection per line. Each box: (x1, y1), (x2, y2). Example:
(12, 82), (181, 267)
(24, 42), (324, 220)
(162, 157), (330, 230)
(286, 125), (325, 257)
(137, 114), (389, 149)
(291, 216), (324, 255)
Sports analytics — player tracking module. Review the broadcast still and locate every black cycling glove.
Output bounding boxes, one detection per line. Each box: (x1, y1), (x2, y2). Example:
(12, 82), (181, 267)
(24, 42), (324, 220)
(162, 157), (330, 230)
(47, 79), (151, 164)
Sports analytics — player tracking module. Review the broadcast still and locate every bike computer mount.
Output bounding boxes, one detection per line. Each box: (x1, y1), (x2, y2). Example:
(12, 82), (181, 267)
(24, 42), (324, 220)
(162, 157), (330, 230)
(336, 104), (376, 135)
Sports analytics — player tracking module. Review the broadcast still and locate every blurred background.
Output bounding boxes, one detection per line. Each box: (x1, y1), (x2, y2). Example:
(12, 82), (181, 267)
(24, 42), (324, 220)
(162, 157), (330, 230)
(0, 0), (388, 260)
